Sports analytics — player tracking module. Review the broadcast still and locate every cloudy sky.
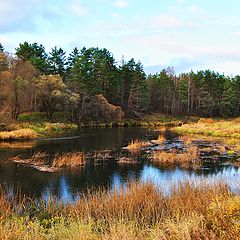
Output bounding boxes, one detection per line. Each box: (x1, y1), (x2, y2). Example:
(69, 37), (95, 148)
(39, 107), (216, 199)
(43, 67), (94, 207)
(0, 0), (239, 75)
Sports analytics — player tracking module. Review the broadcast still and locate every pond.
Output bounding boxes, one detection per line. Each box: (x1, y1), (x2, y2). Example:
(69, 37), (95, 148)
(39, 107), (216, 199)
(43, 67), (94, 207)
(0, 127), (239, 203)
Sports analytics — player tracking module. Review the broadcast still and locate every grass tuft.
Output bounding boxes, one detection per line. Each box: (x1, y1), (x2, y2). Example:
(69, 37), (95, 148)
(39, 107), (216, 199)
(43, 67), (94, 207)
(150, 146), (200, 167)
(125, 139), (152, 151)
(0, 129), (36, 141)
(151, 134), (165, 144)
(52, 152), (85, 168)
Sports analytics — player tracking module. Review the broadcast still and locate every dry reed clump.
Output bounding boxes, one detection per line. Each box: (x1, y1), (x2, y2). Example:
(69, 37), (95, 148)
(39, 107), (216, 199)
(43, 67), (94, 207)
(0, 180), (236, 239)
(0, 129), (36, 141)
(12, 151), (86, 172)
(11, 151), (48, 166)
(151, 134), (165, 144)
(178, 135), (193, 145)
(198, 118), (215, 124)
(125, 139), (152, 151)
(150, 146), (200, 165)
(52, 152), (85, 168)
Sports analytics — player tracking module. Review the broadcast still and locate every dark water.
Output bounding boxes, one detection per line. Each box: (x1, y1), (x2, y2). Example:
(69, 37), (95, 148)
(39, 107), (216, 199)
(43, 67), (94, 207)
(0, 127), (239, 203)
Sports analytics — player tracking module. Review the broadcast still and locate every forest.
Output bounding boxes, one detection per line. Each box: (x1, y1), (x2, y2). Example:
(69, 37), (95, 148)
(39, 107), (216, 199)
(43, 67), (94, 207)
(1, 41), (240, 126)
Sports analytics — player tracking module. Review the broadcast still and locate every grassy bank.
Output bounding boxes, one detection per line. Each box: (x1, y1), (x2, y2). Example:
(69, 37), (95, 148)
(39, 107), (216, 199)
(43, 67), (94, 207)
(0, 112), (191, 141)
(0, 180), (239, 239)
(79, 113), (191, 128)
(0, 123), (77, 141)
(0, 112), (78, 140)
(175, 118), (240, 139)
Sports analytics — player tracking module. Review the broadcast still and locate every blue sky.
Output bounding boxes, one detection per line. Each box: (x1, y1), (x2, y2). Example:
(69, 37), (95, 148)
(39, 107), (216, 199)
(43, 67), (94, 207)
(0, 0), (240, 75)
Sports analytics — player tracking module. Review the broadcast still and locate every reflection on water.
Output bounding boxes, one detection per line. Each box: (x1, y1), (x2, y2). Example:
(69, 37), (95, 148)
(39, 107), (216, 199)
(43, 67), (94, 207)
(0, 141), (36, 149)
(0, 127), (239, 202)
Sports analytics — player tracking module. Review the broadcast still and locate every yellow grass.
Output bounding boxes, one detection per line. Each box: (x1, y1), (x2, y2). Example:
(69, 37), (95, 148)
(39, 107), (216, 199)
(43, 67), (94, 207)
(52, 152), (86, 168)
(0, 180), (237, 239)
(0, 129), (36, 140)
(12, 151), (86, 171)
(175, 118), (240, 139)
(126, 139), (152, 151)
(151, 146), (200, 165)
(178, 135), (193, 145)
(151, 134), (165, 144)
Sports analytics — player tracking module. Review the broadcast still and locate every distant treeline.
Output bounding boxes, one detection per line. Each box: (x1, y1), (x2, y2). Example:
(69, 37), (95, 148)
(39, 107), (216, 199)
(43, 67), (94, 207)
(0, 41), (239, 123)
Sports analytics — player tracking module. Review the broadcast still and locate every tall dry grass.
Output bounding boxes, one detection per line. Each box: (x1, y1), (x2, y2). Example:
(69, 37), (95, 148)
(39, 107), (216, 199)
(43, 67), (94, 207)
(175, 118), (240, 139)
(0, 129), (36, 140)
(52, 152), (86, 168)
(12, 151), (86, 172)
(0, 180), (238, 239)
(125, 139), (152, 151)
(152, 134), (165, 144)
(150, 146), (200, 166)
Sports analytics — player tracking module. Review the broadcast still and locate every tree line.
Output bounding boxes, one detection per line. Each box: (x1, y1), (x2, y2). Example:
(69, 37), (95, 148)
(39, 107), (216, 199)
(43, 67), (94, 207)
(0, 41), (240, 124)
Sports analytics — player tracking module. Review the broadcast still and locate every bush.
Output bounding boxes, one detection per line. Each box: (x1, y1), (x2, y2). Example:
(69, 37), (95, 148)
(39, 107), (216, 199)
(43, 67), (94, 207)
(84, 94), (124, 122)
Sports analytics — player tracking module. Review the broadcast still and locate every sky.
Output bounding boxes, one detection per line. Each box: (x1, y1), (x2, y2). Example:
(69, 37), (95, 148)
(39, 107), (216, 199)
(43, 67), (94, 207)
(0, 0), (240, 75)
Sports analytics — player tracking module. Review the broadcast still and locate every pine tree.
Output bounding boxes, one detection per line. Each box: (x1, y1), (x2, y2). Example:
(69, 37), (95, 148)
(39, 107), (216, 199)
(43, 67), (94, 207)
(48, 47), (66, 77)
(0, 43), (4, 53)
(15, 42), (48, 74)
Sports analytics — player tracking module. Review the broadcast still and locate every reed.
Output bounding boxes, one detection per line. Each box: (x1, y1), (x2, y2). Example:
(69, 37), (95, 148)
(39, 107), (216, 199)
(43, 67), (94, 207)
(151, 134), (165, 144)
(126, 139), (152, 151)
(150, 146), (200, 165)
(0, 129), (36, 141)
(52, 152), (86, 168)
(0, 180), (237, 239)
(12, 151), (86, 172)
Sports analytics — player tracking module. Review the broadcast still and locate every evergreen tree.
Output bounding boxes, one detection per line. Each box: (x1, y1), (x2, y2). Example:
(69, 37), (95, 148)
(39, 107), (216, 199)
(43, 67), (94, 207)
(0, 43), (4, 53)
(67, 47), (80, 73)
(16, 42), (48, 74)
(48, 47), (66, 77)
(127, 61), (148, 114)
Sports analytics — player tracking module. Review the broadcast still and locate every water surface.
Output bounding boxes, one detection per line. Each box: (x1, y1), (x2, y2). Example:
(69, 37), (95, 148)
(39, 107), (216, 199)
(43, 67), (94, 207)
(0, 127), (239, 202)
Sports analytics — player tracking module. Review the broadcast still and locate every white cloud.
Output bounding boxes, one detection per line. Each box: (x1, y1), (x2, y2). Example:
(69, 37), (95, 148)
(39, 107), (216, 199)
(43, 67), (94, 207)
(70, 2), (87, 16)
(111, 13), (123, 19)
(150, 14), (188, 28)
(0, 0), (45, 33)
(113, 0), (128, 8)
(176, 0), (186, 4)
(0, 0), (42, 19)
(188, 5), (199, 13)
